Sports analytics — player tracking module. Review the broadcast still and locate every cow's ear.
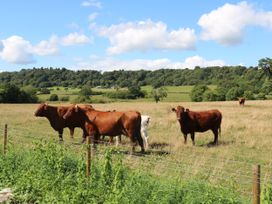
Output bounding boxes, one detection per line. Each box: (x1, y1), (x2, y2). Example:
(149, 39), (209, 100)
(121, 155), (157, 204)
(171, 108), (176, 112)
(75, 105), (78, 112)
(185, 108), (189, 112)
(44, 103), (48, 110)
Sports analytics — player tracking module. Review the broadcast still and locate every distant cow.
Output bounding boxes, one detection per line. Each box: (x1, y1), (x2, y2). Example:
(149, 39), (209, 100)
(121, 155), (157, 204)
(63, 105), (144, 153)
(238, 97), (245, 106)
(34, 103), (92, 141)
(172, 106), (222, 145)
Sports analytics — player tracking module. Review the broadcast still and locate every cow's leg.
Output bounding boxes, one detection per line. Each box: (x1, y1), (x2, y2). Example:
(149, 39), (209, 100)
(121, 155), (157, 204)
(190, 132), (195, 145)
(116, 135), (121, 146)
(69, 128), (74, 139)
(183, 134), (187, 144)
(141, 129), (149, 149)
(136, 131), (145, 153)
(109, 136), (114, 144)
(212, 129), (219, 145)
(58, 129), (64, 142)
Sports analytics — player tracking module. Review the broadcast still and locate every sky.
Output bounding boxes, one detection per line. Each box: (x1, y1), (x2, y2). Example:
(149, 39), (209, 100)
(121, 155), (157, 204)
(0, 0), (272, 72)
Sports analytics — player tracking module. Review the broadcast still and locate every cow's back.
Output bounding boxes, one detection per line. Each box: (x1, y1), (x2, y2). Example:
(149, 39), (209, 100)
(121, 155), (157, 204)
(186, 110), (221, 132)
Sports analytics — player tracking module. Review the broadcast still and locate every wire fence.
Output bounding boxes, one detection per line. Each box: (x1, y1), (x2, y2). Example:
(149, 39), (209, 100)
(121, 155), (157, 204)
(1, 123), (272, 203)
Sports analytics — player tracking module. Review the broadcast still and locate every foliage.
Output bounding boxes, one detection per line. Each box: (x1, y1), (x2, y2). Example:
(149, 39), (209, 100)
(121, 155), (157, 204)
(256, 92), (266, 100)
(190, 85), (209, 102)
(39, 88), (51, 94)
(106, 90), (136, 99)
(74, 95), (91, 103)
(48, 94), (59, 101)
(262, 184), (272, 204)
(79, 85), (92, 97)
(243, 90), (255, 100)
(0, 84), (38, 103)
(261, 78), (272, 95)
(0, 142), (244, 204)
(59, 96), (70, 101)
(150, 87), (168, 103)
(258, 57), (272, 78)
(225, 87), (243, 101)
(128, 84), (146, 98)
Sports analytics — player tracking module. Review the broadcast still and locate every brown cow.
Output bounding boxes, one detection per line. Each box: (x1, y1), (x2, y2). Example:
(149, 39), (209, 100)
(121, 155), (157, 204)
(34, 103), (92, 141)
(172, 106), (222, 145)
(63, 105), (144, 153)
(238, 97), (245, 106)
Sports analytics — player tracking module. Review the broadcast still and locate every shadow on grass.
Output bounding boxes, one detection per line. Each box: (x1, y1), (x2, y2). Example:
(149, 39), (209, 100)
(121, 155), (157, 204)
(198, 140), (235, 148)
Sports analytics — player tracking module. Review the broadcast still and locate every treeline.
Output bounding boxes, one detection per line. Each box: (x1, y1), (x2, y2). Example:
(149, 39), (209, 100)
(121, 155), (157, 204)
(0, 66), (265, 89)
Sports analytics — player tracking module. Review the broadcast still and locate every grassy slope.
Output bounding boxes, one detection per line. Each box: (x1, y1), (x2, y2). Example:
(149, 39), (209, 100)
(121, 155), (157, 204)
(0, 100), (272, 202)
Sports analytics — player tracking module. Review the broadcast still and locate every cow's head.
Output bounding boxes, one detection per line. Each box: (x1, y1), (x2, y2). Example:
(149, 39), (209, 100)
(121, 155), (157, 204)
(171, 106), (188, 120)
(34, 103), (48, 117)
(63, 104), (79, 120)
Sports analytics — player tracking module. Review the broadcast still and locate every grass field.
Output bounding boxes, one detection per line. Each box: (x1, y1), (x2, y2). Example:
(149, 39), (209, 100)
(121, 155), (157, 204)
(37, 85), (200, 103)
(0, 100), (272, 202)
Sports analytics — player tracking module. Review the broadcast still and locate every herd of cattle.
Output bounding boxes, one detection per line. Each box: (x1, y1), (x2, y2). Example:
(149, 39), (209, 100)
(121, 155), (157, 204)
(34, 98), (245, 153)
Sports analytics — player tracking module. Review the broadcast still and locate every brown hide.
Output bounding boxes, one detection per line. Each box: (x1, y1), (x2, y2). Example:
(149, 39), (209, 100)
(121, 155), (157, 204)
(172, 106), (222, 145)
(34, 103), (92, 141)
(239, 98), (245, 105)
(63, 105), (144, 152)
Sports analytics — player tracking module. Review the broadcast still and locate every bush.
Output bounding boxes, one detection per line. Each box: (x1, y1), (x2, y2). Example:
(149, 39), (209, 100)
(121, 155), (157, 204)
(49, 94), (59, 101)
(203, 90), (218, 101)
(0, 84), (38, 103)
(106, 91), (136, 99)
(256, 92), (266, 100)
(59, 96), (70, 101)
(74, 95), (91, 103)
(39, 88), (51, 94)
(243, 90), (255, 100)
(190, 85), (209, 102)
(226, 87), (243, 101)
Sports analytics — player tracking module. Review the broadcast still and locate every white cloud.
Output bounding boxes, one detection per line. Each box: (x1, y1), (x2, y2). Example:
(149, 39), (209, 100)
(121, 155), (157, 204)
(61, 32), (92, 46)
(0, 33), (92, 64)
(198, 1), (272, 45)
(32, 35), (59, 56)
(88, 12), (98, 22)
(98, 19), (197, 55)
(81, 0), (102, 8)
(0, 36), (35, 64)
(73, 55), (225, 71)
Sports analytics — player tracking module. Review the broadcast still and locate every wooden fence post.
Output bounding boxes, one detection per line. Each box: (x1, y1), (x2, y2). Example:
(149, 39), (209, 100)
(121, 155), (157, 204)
(252, 165), (261, 204)
(3, 124), (7, 155)
(86, 136), (91, 177)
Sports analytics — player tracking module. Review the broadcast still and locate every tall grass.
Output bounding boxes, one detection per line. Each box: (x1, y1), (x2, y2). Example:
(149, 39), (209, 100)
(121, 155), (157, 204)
(0, 142), (244, 203)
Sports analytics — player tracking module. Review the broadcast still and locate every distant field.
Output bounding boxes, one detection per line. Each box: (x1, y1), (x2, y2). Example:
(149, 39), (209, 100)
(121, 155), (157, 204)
(0, 100), (271, 202)
(38, 85), (215, 103)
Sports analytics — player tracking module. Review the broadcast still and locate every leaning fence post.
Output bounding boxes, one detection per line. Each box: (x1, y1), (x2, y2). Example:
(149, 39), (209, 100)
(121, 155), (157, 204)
(252, 165), (261, 204)
(86, 136), (91, 177)
(3, 124), (8, 155)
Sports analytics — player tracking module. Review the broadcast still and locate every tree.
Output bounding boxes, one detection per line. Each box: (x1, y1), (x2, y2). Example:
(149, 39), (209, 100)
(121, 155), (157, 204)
(0, 84), (38, 103)
(244, 90), (255, 100)
(258, 57), (272, 78)
(128, 84), (145, 98)
(150, 87), (167, 103)
(79, 85), (92, 97)
(225, 87), (243, 101)
(190, 85), (208, 102)
(261, 78), (272, 95)
(49, 94), (59, 101)
(203, 90), (217, 101)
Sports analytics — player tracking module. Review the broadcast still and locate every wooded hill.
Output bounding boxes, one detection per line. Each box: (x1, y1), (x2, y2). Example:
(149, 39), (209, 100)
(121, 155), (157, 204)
(0, 66), (265, 90)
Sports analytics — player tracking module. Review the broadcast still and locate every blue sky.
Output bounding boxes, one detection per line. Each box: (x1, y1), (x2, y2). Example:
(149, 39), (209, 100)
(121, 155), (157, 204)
(0, 0), (272, 72)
